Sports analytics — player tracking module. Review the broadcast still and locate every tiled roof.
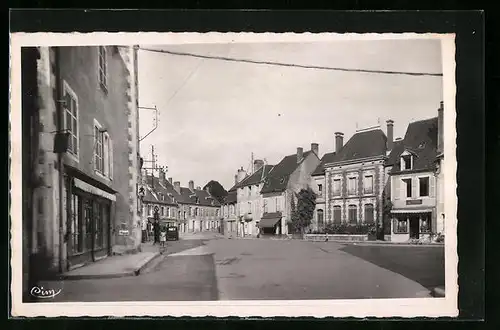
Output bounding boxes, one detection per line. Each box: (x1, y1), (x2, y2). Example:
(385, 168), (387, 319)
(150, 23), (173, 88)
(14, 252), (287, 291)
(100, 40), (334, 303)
(235, 165), (274, 188)
(330, 129), (387, 164)
(311, 151), (337, 176)
(260, 151), (314, 194)
(387, 117), (438, 174)
(179, 187), (221, 207)
(144, 177), (178, 205)
(224, 190), (237, 204)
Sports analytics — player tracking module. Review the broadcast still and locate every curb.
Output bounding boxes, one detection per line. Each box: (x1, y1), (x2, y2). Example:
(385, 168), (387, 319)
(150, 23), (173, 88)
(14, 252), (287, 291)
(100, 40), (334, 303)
(58, 252), (161, 281)
(431, 287), (446, 297)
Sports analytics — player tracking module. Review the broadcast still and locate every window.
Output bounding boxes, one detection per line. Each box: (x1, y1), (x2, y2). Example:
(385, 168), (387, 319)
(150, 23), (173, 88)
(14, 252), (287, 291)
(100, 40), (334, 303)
(317, 209), (324, 227)
(333, 179), (341, 196)
(248, 202), (252, 214)
(364, 204), (374, 224)
(167, 207), (171, 218)
(147, 205), (152, 216)
(216, 209), (220, 217)
(70, 193), (82, 253)
(348, 205), (357, 224)
(98, 46), (107, 91)
(402, 155), (412, 170)
(276, 197), (280, 212)
(420, 214), (431, 233)
(195, 208), (198, 216)
(161, 206), (164, 216)
(183, 211), (187, 219)
(419, 177), (429, 197)
(333, 206), (342, 224)
(402, 178), (412, 198)
(395, 218), (408, 233)
(248, 186), (251, 197)
(178, 211), (181, 219)
(348, 177), (357, 195)
(103, 133), (113, 178)
(364, 175), (373, 194)
(63, 82), (79, 156)
(318, 184), (323, 196)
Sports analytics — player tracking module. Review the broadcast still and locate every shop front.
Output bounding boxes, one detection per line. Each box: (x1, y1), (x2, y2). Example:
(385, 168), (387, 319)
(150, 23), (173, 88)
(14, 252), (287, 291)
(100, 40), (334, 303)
(390, 209), (434, 243)
(259, 212), (283, 236)
(65, 166), (116, 269)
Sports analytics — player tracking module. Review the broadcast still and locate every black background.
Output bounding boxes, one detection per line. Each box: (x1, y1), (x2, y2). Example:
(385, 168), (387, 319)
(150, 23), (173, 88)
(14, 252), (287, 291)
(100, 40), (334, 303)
(8, 6), (491, 329)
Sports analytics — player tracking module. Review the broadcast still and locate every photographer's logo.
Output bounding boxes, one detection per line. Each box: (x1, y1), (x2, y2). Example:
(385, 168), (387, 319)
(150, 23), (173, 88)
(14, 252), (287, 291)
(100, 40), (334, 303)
(30, 286), (62, 299)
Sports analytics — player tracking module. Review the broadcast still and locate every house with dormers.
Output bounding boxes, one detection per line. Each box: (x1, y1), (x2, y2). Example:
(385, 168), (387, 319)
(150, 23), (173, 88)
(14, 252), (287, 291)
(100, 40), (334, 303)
(385, 102), (444, 242)
(234, 160), (275, 237)
(259, 144), (321, 236)
(322, 121), (395, 232)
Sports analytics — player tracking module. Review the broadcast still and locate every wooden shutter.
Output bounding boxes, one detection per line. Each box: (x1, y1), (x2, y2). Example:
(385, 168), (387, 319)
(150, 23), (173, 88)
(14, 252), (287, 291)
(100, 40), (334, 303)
(412, 178), (418, 199)
(393, 177), (400, 200)
(430, 175), (435, 198)
(109, 137), (113, 179)
(103, 133), (109, 177)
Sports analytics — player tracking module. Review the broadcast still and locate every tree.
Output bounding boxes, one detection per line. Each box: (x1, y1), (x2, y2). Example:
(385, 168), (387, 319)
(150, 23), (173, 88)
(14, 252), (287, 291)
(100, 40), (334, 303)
(290, 193), (300, 234)
(203, 180), (228, 204)
(292, 187), (317, 236)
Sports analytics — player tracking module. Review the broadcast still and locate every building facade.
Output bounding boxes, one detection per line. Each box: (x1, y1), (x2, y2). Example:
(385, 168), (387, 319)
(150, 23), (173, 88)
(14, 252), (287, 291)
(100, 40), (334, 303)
(235, 160), (274, 237)
(23, 45), (141, 285)
(310, 150), (336, 231)
(386, 103), (444, 242)
(322, 124), (393, 233)
(259, 144), (321, 236)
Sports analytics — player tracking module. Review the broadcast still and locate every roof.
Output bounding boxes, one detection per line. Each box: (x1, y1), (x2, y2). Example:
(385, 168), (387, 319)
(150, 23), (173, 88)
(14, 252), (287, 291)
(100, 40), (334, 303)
(260, 150), (315, 194)
(261, 211), (283, 219)
(179, 187), (221, 207)
(235, 165), (274, 189)
(386, 117), (439, 173)
(144, 177), (178, 205)
(329, 129), (387, 164)
(311, 151), (337, 176)
(224, 190), (237, 204)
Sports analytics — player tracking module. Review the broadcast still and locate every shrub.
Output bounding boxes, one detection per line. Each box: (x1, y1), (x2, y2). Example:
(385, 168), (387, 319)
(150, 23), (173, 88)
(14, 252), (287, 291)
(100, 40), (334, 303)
(315, 223), (375, 235)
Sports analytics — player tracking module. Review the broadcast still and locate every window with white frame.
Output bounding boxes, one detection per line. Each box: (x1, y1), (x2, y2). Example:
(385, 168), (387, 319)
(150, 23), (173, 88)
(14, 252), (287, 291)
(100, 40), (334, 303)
(348, 177), (357, 195)
(401, 154), (412, 170)
(363, 175), (373, 194)
(98, 46), (107, 91)
(63, 82), (79, 156)
(333, 179), (341, 196)
(94, 125), (104, 173)
(318, 184), (323, 196)
(419, 177), (429, 197)
(402, 178), (412, 198)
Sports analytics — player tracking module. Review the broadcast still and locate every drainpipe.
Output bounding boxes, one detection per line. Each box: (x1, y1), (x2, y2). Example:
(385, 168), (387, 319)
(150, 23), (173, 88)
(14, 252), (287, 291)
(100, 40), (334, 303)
(54, 47), (65, 274)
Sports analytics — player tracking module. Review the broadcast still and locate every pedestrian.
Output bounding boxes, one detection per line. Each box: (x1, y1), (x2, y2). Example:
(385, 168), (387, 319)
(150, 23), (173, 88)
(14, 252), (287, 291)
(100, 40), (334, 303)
(160, 226), (167, 249)
(153, 220), (160, 245)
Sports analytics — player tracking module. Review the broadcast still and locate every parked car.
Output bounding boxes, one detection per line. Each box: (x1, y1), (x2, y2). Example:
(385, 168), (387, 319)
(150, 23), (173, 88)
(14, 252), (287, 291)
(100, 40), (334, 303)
(166, 226), (179, 241)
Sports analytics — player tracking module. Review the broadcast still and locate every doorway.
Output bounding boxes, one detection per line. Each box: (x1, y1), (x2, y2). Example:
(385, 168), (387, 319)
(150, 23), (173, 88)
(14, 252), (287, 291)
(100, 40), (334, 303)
(409, 216), (420, 239)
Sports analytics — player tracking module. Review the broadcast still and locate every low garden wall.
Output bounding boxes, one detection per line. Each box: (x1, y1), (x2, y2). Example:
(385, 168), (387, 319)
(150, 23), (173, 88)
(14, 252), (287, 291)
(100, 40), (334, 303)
(304, 234), (368, 242)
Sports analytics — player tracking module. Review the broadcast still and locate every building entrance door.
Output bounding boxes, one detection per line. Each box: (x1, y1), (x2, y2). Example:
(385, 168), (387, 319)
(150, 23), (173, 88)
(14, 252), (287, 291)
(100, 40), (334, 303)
(409, 216), (420, 239)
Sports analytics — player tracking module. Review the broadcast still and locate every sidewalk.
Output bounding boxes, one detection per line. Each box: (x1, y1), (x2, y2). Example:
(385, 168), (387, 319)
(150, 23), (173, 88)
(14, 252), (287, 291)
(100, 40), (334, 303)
(60, 243), (161, 280)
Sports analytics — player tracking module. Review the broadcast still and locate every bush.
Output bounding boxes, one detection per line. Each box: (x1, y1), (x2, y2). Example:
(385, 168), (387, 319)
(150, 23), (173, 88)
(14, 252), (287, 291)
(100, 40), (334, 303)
(312, 223), (375, 235)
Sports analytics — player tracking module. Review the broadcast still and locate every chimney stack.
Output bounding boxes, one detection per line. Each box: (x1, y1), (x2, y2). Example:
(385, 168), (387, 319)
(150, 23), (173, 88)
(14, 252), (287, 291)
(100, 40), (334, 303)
(437, 101), (444, 155)
(335, 132), (344, 153)
(159, 169), (167, 186)
(311, 143), (319, 156)
(168, 177), (173, 184)
(196, 186), (201, 191)
(237, 167), (247, 183)
(253, 159), (265, 172)
(386, 120), (394, 151)
(234, 174), (239, 185)
(297, 147), (304, 163)
(173, 181), (181, 194)
(189, 180), (195, 191)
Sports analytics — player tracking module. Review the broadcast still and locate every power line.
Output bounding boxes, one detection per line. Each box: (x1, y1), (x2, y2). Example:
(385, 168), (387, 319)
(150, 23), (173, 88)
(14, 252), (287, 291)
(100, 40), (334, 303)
(138, 47), (443, 77)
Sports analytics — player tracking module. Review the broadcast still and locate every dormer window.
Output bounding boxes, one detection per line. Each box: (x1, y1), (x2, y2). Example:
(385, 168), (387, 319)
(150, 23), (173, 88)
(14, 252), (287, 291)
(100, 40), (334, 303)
(401, 154), (413, 171)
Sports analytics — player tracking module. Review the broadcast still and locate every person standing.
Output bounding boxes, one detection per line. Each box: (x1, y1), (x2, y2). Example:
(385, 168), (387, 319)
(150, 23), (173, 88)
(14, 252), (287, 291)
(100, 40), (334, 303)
(153, 219), (160, 245)
(159, 226), (167, 249)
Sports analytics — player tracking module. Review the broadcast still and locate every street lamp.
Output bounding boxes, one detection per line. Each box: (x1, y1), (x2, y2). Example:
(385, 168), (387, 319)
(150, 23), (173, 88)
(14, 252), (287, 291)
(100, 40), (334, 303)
(138, 186), (146, 242)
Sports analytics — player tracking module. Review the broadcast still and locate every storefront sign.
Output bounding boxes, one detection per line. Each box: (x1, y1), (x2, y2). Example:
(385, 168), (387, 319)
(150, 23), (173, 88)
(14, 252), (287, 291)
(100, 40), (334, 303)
(406, 199), (423, 205)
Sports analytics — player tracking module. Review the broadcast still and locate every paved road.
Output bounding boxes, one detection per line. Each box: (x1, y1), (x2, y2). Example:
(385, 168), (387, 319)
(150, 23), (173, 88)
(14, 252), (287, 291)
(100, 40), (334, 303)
(37, 236), (443, 302)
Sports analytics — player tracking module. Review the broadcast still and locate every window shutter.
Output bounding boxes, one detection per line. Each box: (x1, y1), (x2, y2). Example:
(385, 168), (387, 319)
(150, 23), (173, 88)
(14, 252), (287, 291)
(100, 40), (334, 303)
(394, 178), (400, 200)
(430, 175), (435, 198)
(103, 134), (109, 177)
(412, 178), (418, 198)
(109, 138), (114, 179)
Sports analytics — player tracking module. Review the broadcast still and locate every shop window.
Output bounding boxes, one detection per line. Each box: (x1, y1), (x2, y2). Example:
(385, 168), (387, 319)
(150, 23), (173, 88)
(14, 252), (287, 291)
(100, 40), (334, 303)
(394, 218), (408, 233)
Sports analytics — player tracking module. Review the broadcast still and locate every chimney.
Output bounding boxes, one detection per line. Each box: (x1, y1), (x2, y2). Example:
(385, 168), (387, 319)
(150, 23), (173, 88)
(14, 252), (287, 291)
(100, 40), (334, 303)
(237, 167), (247, 183)
(386, 120), (394, 151)
(168, 177), (173, 184)
(253, 159), (264, 172)
(173, 181), (181, 194)
(196, 186), (201, 191)
(297, 147), (304, 163)
(335, 132), (344, 153)
(311, 143), (319, 156)
(437, 101), (444, 155)
(159, 169), (167, 186)
(234, 174), (239, 185)
(189, 180), (195, 191)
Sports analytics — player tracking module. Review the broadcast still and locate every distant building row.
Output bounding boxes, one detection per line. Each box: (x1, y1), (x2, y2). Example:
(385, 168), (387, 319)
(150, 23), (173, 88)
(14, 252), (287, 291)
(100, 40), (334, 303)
(221, 102), (445, 242)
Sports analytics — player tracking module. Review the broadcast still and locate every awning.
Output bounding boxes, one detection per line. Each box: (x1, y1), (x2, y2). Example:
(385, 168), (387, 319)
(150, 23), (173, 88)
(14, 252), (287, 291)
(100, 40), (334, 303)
(258, 217), (281, 228)
(74, 178), (116, 201)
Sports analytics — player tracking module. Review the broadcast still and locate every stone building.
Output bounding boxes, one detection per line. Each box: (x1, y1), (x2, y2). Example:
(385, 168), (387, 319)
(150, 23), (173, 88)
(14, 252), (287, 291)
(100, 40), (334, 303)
(22, 45), (141, 289)
(385, 102), (444, 242)
(322, 122), (394, 232)
(259, 144), (321, 236)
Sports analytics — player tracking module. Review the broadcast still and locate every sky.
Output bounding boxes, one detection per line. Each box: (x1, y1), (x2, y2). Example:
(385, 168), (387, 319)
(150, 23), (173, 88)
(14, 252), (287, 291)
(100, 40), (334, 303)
(137, 39), (444, 190)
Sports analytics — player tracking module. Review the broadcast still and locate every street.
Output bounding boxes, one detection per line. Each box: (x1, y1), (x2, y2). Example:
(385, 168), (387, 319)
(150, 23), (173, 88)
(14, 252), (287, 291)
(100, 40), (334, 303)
(39, 236), (444, 302)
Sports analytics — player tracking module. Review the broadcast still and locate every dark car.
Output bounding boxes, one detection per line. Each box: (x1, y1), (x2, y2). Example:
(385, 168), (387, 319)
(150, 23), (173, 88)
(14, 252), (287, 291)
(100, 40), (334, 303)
(166, 226), (179, 241)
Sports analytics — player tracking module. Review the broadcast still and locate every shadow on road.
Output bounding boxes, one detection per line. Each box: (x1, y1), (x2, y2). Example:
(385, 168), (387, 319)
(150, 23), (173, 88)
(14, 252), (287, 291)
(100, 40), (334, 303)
(339, 244), (445, 289)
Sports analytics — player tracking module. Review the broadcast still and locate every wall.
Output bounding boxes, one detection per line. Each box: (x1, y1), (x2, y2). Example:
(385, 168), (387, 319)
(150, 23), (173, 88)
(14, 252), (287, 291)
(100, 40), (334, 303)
(391, 171), (436, 210)
(58, 46), (131, 253)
